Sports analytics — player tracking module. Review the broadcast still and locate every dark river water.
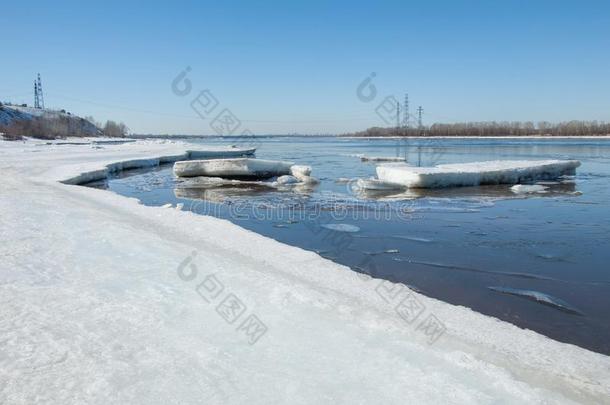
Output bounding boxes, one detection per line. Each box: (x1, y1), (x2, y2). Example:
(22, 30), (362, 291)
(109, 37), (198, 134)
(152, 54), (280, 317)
(88, 136), (610, 354)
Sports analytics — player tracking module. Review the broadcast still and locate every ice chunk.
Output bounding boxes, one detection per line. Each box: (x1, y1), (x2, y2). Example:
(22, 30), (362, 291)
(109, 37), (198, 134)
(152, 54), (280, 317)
(321, 223), (360, 232)
(363, 249), (400, 255)
(187, 147), (256, 159)
(361, 156), (406, 162)
(510, 184), (549, 194)
(299, 175), (319, 185)
(489, 287), (584, 316)
(275, 175), (299, 185)
(356, 178), (405, 191)
(174, 158), (293, 179)
(376, 160), (581, 189)
(290, 165), (312, 181)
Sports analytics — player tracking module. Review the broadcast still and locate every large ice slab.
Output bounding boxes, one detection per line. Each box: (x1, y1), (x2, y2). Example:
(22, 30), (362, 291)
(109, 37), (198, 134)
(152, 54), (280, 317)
(376, 160), (581, 188)
(173, 157), (294, 178)
(187, 147), (255, 159)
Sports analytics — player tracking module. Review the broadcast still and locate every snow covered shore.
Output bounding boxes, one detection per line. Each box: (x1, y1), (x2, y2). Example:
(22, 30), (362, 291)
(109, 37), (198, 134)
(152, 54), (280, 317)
(1, 138), (609, 404)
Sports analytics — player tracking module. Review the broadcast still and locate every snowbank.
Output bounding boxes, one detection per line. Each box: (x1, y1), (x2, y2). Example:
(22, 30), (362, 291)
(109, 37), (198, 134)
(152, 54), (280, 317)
(0, 138), (608, 404)
(377, 160), (581, 188)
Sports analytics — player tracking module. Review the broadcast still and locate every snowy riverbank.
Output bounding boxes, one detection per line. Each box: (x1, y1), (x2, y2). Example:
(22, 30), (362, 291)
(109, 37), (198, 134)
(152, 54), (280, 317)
(1, 138), (609, 404)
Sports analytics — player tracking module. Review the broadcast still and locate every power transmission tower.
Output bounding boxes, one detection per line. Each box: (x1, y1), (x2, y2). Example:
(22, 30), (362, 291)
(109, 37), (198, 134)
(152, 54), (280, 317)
(403, 94), (409, 128)
(396, 101), (400, 129)
(34, 80), (39, 108)
(417, 106), (423, 130)
(37, 74), (45, 109)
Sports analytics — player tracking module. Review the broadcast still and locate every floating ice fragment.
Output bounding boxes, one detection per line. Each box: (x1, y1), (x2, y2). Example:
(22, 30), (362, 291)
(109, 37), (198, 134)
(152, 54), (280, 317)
(321, 224), (360, 233)
(360, 156), (406, 162)
(390, 235), (433, 243)
(394, 258), (558, 281)
(290, 165), (312, 180)
(488, 286), (584, 315)
(275, 175), (299, 185)
(300, 175), (320, 184)
(510, 184), (549, 194)
(356, 178), (405, 191)
(187, 147), (256, 159)
(364, 249), (400, 255)
(161, 203), (173, 208)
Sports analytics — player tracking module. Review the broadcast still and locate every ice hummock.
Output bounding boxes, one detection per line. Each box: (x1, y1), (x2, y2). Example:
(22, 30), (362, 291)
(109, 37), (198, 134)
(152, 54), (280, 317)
(376, 160), (581, 188)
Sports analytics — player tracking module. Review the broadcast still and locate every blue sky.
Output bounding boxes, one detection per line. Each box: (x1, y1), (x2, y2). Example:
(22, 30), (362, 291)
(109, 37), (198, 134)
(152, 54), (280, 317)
(1, 0), (609, 134)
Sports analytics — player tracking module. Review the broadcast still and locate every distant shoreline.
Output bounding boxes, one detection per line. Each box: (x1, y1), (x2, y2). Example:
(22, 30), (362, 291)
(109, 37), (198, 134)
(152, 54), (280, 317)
(126, 134), (610, 140)
(341, 135), (610, 139)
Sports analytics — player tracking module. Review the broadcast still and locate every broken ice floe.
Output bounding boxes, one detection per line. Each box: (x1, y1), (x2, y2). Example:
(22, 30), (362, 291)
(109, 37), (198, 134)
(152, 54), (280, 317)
(173, 158), (319, 186)
(174, 158), (294, 179)
(187, 146), (256, 159)
(274, 175), (299, 185)
(376, 160), (581, 189)
(321, 224), (361, 233)
(360, 156), (407, 162)
(510, 184), (549, 194)
(356, 178), (405, 191)
(363, 249), (400, 255)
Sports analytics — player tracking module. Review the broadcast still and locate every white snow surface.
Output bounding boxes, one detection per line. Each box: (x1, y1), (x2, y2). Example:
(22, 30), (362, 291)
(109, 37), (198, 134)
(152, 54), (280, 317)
(0, 139), (609, 404)
(376, 160), (581, 188)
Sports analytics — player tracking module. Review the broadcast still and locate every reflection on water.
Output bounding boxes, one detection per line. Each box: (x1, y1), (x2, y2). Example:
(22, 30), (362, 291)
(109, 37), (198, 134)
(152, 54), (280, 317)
(91, 136), (610, 355)
(352, 180), (577, 201)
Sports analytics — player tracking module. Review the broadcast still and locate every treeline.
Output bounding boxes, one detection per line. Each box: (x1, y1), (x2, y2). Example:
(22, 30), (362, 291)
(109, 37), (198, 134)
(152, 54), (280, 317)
(85, 116), (129, 138)
(0, 115), (99, 140)
(347, 121), (610, 137)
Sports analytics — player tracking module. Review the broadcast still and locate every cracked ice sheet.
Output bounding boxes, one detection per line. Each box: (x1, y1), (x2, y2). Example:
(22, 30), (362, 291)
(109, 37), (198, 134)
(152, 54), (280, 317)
(0, 138), (609, 404)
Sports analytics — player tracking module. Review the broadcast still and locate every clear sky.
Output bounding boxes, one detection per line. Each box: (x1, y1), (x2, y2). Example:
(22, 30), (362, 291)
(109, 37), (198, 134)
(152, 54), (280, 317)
(1, 0), (609, 135)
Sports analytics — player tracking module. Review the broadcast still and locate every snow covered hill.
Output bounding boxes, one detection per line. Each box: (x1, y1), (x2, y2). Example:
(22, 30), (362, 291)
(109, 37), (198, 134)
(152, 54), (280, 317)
(0, 104), (100, 139)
